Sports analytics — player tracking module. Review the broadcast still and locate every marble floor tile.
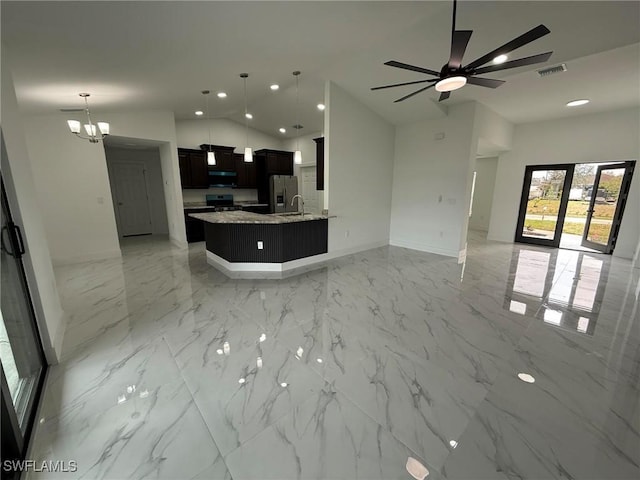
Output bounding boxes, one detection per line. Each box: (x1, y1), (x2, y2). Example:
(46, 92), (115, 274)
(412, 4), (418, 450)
(25, 232), (639, 480)
(225, 385), (439, 480)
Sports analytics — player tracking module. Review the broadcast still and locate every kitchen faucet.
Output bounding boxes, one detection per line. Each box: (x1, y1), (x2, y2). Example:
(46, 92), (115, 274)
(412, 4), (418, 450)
(291, 195), (305, 215)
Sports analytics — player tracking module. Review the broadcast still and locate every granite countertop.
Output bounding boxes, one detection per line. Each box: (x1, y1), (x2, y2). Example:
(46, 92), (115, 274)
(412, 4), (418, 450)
(183, 202), (269, 209)
(189, 211), (328, 224)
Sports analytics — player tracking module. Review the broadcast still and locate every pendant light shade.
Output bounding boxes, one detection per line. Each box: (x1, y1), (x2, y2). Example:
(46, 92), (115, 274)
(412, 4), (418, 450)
(67, 93), (109, 143)
(241, 73), (253, 163)
(293, 71), (302, 165)
(203, 90), (216, 166)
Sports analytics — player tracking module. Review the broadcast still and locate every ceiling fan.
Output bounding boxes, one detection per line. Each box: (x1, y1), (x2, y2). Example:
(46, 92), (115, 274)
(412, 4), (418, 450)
(371, 0), (553, 102)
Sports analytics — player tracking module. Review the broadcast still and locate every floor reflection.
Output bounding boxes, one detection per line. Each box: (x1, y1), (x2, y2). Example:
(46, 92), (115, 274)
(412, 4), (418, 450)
(505, 247), (608, 336)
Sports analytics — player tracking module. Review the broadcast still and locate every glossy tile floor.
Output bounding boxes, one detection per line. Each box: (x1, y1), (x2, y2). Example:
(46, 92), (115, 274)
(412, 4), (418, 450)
(26, 232), (639, 479)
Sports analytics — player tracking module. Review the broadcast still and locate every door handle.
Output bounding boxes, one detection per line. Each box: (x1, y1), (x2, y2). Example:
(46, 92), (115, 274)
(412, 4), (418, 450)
(1, 223), (25, 258)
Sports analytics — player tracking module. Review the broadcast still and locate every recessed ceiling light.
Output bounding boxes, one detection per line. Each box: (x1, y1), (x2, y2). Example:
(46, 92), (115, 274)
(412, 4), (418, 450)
(566, 99), (589, 107)
(493, 54), (508, 64)
(195, 111), (204, 116)
(316, 358), (323, 363)
(517, 373), (535, 383)
(217, 92), (227, 98)
(279, 127), (286, 134)
(449, 440), (458, 448)
(317, 103), (326, 111)
(280, 382), (288, 387)
(238, 378), (246, 384)
(406, 457), (429, 480)
(245, 113), (253, 119)
(270, 84), (280, 91)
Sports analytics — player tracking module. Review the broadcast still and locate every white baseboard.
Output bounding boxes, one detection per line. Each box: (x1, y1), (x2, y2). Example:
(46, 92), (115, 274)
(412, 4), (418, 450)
(389, 238), (458, 258)
(52, 249), (122, 266)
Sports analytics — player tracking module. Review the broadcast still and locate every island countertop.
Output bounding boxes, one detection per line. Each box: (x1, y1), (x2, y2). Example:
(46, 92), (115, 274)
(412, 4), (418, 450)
(189, 210), (328, 224)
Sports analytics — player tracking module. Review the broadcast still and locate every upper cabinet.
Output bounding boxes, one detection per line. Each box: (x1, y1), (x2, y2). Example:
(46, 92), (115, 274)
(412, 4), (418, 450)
(313, 137), (324, 191)
(200, 144), (235, 171)
(255, 149), (294, 176)
(234, 153), (257, 189)
(178, 148), (208, 189)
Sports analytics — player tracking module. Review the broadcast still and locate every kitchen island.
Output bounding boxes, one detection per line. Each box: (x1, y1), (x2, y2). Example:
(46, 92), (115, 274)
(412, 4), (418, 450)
(189, 211), (329, 278)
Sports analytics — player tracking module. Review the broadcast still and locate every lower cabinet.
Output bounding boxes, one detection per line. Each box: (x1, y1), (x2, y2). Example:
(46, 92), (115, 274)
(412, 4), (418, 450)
(184, 208), (217, 242)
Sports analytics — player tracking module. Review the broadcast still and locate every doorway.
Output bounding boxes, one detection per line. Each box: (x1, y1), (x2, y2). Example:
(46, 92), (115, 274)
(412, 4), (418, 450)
(110, 161), (153, 237)
(300, 166), (320, 214)
(515, 161), (635, 253)
(1, 175), (47, 476)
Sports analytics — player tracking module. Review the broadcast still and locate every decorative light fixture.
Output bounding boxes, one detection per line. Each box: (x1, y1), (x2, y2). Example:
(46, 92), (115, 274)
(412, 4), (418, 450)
(435, 76), (467, 92)
(293, 71), (302, 165)
(241, 73), (253, 163)
(203, 90), (216, 166)
(67, 93), (109, 143)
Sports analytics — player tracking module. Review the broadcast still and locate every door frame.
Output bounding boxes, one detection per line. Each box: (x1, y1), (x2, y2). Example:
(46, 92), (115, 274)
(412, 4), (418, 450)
(0, 178), (48, 475)
(581, 161), (635, 253)
(515, 163), (575, 248)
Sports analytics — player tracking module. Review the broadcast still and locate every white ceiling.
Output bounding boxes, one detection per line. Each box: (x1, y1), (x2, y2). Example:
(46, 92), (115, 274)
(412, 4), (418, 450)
(3, 1), (639, 139)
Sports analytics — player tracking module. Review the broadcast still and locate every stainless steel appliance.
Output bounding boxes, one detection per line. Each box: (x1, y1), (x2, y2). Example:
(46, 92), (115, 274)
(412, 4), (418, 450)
(269, 176), (298, 213)
(205, 194), (241, 211)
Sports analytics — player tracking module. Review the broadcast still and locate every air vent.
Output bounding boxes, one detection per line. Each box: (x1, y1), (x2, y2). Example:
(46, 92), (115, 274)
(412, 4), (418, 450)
(537, 63), (567, 77)
(59, 108), (83, 112)
(292, 124), (304, 130)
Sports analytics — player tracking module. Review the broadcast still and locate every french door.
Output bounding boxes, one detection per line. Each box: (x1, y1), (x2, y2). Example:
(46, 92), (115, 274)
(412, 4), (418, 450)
(515, 164), (574, 248)
(1, 159), (47, 475)
(582, 161), (635, 253)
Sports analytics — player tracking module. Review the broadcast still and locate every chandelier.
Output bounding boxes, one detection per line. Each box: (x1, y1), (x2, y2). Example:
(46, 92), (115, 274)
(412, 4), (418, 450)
(66, 93), (110, 143)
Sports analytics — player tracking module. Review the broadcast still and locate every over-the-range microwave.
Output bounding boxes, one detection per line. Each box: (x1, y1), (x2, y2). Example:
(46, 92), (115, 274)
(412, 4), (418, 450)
(208, 170), (237, 188)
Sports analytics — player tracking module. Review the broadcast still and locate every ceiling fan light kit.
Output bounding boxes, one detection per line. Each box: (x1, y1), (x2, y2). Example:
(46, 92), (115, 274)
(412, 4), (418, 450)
(372, 0), (553, 103)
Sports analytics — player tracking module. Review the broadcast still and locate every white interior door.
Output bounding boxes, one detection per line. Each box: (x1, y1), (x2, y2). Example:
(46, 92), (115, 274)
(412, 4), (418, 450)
(111, 161), (152, 236)
(300, 166), (320, 214)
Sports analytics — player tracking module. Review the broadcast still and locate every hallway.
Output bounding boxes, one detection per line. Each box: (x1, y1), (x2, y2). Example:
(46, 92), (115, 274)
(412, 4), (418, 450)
(26, 234), (639, 479)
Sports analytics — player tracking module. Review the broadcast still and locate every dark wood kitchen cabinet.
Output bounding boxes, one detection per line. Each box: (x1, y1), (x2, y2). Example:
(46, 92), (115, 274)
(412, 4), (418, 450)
(234, 153), (257, 188)
(200, 144), (236, 171)
(178, 148), (208, 189)
(313, 137), (324, 191)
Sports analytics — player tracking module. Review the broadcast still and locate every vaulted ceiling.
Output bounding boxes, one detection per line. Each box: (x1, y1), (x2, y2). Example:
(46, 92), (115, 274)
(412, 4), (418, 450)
(3, 1), (639, 139)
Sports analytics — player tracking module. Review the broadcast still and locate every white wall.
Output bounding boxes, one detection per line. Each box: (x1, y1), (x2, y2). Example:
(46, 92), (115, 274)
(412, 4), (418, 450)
(22, 109), (186, 263)
(176, 118), (283, 151)
(23, 114), (122, 265)
(488, 107), (640, 259)
(390, 102), (478, 258)
(104, 147), (169, 235)
(1, 61), (65, 363)
(469, 157), (498, 232)
(325, 82), (395, 254)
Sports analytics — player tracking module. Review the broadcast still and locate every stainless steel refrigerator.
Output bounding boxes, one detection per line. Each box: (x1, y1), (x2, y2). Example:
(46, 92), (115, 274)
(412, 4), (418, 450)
(269, 175), (299, 213)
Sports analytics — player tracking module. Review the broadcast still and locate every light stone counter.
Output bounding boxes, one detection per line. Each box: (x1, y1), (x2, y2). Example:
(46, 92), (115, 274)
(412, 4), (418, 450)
(189, 211), (328, 224)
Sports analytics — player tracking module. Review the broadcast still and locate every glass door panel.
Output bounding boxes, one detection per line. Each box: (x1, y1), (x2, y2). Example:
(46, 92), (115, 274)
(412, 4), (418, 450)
(582, 161), (635, 253)
(515, 164), (574, 247)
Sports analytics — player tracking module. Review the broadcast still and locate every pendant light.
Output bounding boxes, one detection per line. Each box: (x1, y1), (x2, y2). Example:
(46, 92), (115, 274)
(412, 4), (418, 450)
(67, 93), (110, 143)
(202, 90), (216, 166)
(293, 71), (302, 165)
(241, 73), (253, 163)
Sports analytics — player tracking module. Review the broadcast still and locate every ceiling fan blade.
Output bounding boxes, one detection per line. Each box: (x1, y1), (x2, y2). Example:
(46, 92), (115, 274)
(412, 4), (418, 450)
(464, 24), (551, 71)
(472, 51), (553, 75)
(448, 30), (473, 69)
(394, 83), (436, 103)
(384, 61), (440, 77)
(371, 79), (438, 91)
(466, 77), (505, 88)
(439, 91), (451, 102)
